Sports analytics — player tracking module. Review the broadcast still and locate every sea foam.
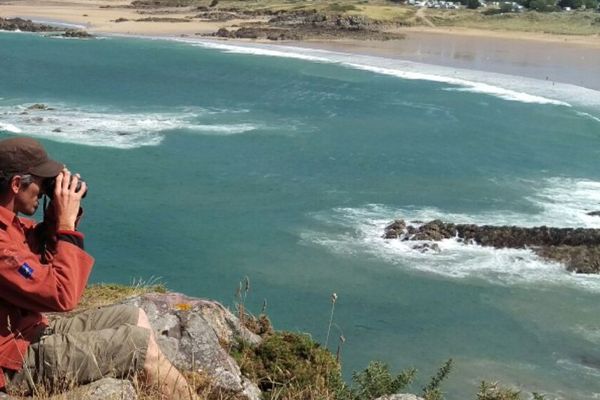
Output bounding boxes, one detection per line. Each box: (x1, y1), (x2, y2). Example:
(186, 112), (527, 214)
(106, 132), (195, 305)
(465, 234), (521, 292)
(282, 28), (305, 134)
(0, 103), (262, 148)
(301, 178), (600, 291)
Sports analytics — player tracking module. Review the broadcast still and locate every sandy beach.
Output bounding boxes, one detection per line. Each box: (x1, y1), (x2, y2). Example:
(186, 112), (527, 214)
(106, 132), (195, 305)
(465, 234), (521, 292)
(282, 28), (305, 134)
(1, 0), (600, 90)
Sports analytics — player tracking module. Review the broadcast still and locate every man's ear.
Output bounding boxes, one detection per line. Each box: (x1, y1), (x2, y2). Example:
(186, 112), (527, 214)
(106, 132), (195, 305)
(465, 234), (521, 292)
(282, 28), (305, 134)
(10, 175), (22, 195)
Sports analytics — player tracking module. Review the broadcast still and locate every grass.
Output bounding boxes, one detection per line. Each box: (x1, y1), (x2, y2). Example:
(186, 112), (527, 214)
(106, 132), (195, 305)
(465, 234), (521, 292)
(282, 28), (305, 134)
(426, 9), (600, 35)
(127, 0), (600, 35)
(77, 280), (167, 309)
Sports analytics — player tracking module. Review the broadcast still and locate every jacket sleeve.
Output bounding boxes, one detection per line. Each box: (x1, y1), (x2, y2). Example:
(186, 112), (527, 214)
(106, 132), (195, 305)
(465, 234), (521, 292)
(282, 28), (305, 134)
(0, 232), (94, 312)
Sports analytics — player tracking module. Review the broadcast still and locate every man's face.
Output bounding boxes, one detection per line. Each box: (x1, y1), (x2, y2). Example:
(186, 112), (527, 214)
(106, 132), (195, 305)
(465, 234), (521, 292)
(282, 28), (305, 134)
(14, 175), (45, 216)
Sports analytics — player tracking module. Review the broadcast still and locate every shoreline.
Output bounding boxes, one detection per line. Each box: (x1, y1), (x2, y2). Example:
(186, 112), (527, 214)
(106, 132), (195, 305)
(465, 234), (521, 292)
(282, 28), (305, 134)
(1, 0), (600, 92)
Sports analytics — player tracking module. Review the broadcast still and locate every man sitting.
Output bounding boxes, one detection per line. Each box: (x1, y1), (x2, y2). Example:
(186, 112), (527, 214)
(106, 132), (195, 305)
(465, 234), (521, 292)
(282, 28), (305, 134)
(0, 137), (197, 399)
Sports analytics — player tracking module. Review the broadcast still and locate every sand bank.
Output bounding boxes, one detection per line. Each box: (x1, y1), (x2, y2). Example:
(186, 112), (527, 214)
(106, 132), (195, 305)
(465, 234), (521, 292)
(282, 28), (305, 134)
(1, 0), (599, 90)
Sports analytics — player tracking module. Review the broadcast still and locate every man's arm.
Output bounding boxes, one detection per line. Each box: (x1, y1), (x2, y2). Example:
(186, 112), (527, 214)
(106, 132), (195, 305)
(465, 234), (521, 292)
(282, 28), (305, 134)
(0, 233), (94, 312)
(0, 169), (93, 312)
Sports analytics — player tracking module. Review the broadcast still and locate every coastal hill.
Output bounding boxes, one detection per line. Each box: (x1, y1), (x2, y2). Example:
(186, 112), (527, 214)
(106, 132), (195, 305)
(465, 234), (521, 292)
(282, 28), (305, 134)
(1, 284), (537, 400)
(1, 0), (599, 40)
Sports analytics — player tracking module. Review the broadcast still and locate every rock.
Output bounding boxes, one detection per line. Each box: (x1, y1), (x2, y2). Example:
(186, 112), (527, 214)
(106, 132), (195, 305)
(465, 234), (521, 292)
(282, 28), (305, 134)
(233, 27), (260, 39)
(335, 15), (370, 30)
(383, 218), (600, 274)
(62, 29), (94, 38)
(114, 18), (129, 23)
(53, 128), (62, 132)
(27, 103), (53, 111)
(587, 211), (600, 217)
(120, 292), (261, 399)
(376, 394), (425, 400)
(77, 378), (137, 399)
(412, 243), (441, 253)
(383, 219), (406, 239)
(0, 17), (61, 32)
(214, 27), (235, 38)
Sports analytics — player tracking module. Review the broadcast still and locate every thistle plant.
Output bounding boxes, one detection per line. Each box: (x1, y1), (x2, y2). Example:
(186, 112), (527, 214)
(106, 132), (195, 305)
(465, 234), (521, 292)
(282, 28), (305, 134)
(325, 292), (338, 349)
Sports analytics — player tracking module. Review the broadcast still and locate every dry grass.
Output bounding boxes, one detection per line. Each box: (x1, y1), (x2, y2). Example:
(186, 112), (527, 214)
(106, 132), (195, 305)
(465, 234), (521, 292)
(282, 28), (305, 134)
(78, 280), (167, 310)
(426, 9), (600, 35)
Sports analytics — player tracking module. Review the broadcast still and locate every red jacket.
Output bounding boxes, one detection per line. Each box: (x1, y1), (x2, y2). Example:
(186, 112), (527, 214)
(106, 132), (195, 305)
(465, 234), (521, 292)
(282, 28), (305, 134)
(0, 206), (94, 388)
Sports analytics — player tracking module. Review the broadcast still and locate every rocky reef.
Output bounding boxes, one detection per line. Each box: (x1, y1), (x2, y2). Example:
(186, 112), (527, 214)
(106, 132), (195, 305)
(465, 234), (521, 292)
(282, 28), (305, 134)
(206, 9), (402, 41)
(384, 219), (600, 273)
(0, 18), (93, 38)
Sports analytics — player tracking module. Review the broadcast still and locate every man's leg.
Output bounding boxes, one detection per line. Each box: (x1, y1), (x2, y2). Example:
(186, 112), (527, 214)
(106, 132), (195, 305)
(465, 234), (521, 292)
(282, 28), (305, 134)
(137, 308), (198, 400)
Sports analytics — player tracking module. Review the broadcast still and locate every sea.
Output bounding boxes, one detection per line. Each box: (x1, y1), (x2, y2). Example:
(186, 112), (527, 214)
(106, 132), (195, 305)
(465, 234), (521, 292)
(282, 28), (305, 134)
(1, 31), (600, 399)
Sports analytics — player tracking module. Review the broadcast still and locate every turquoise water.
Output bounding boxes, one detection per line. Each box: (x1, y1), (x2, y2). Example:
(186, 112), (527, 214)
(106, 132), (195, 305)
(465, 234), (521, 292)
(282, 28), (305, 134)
(2, 32), (600, 399)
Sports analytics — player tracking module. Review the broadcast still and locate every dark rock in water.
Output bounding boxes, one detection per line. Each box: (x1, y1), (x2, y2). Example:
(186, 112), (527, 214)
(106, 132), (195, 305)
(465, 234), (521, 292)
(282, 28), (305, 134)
(587, 211), (600, 217)
(383, 218), (600, 274)
(27, 103), (54, 111)
(412, 243), (441, 253)
(0, 17), (61, 32)
(383, 219), (406, 239)
(52, 128), (62, 132)
(534, 245), (600, 274)
(62, 29), (94, 38)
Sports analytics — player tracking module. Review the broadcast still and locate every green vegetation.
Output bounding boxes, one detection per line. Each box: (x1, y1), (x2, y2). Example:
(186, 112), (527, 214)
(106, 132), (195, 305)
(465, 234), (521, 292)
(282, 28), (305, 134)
(427, 8), (600, 34)
(128, 0), (600, 35)
(78, 281), (166, 309)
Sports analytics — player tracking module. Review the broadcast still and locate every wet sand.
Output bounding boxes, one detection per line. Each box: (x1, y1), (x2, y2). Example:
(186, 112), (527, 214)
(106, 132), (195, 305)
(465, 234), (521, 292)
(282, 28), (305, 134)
(297, 32), (600, 91)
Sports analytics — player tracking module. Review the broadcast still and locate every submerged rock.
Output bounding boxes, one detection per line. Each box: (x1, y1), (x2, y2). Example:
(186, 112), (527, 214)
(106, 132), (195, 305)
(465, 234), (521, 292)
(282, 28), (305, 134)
(384, 219), (600, 273)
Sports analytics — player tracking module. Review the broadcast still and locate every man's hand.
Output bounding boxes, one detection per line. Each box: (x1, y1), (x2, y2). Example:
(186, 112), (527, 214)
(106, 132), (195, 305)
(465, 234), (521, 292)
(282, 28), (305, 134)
(53, 169), (87, 231)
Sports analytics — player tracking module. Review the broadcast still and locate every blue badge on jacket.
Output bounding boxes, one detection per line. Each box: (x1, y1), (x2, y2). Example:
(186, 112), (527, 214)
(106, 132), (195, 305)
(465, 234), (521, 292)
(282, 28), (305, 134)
(18, 263), (34, 280)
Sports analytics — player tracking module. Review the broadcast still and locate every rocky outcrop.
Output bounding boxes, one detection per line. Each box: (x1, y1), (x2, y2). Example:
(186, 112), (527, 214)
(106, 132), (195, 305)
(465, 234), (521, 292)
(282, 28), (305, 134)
(213, 26), (301, 41)
(0, 18), (61, 32)
(62, 30), (94, 38)
(120, 292), (262, 399)
(204, 8), (402, 40)
(588, 211), (600, 217)
(383, 219), (600, 273)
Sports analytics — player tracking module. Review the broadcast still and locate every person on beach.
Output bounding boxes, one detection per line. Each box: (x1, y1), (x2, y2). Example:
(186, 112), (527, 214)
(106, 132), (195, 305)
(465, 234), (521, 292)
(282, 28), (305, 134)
(0, 137), (197, 399)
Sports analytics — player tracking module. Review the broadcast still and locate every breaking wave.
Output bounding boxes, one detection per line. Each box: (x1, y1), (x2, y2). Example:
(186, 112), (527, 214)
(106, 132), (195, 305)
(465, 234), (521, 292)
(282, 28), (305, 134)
(301, 177), (600, 290)
(0, 103), (263, 148)
(185, 39), (600, 110)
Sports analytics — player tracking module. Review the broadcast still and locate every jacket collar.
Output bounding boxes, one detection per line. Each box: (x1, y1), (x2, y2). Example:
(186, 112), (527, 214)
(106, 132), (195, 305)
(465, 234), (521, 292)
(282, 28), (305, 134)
(0, 206), (17, 228)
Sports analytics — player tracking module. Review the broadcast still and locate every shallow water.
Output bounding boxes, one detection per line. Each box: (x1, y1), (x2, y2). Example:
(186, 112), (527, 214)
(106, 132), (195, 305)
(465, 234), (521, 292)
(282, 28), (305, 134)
(2, 32), (600, 399)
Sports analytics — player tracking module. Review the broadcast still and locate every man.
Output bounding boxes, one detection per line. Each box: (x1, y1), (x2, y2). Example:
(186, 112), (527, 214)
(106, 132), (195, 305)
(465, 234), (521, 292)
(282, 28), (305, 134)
(0, 137), (196, 399)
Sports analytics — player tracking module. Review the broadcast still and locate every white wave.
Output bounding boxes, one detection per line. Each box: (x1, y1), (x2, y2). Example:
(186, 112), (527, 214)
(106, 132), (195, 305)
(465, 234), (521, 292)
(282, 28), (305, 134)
(0, 103), (261, 149)
(572, 325), (600, 345)
(189, 123), (259, 135)
(526, 178), (600, 229)
(29, 19), (87, 30)
(576, 111), (600, 124)
(0, 122), (22, 133)
(557, 358), (600, 378)
(189, 40), (332, 63)
(176, 39), (600, 109)
(348, 63), (569, 106)
(302, 178), (600, 290)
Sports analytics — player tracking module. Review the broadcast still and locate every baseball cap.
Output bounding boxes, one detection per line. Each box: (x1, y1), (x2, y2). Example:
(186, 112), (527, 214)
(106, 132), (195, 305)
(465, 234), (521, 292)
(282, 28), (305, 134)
(0, 137), (64, 178)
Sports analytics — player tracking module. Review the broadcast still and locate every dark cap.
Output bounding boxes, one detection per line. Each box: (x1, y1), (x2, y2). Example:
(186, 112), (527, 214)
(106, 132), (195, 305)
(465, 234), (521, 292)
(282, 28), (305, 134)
(0, 137), (64, 178)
